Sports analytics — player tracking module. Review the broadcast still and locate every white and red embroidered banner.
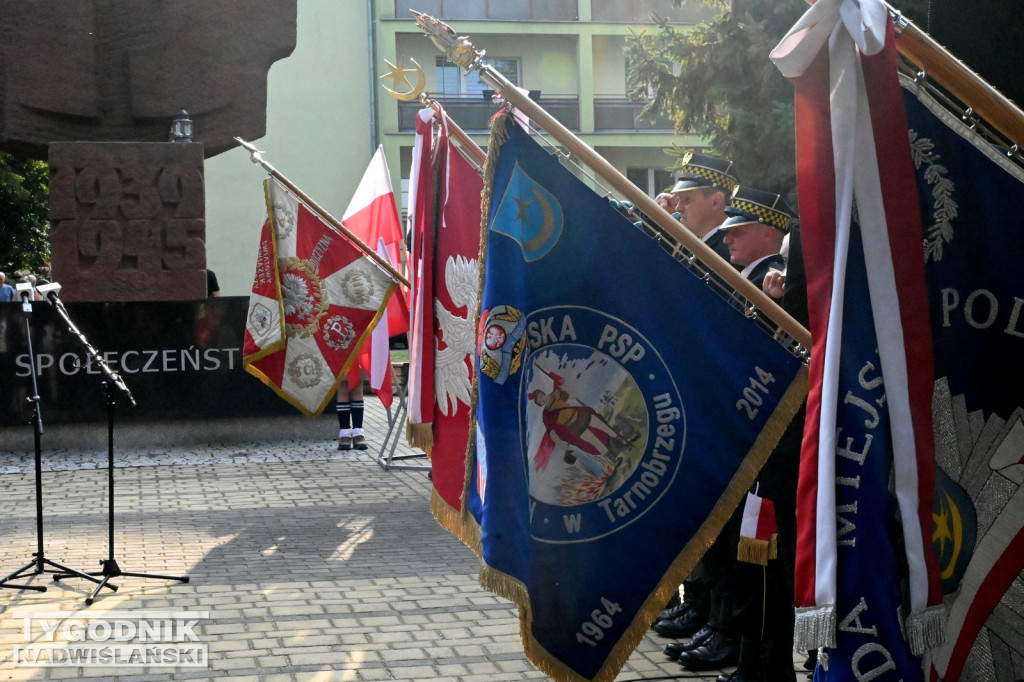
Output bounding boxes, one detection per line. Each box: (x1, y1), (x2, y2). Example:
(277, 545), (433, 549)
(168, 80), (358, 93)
(406, 106), (483, 536)
(243, 177), (397, 416)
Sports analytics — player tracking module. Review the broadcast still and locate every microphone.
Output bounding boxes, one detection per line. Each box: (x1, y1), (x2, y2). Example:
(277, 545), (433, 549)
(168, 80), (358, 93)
(15, 281), (33, 312)
(35, 279), (62, 305)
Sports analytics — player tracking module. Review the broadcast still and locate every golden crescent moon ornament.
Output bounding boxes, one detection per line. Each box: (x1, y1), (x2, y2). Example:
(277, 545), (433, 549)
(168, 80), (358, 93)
(380, 57), (426, 101)
(523, 188), (556, 253)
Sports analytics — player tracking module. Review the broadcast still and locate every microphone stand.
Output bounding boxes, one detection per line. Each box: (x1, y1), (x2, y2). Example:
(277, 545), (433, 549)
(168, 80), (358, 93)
(45, 290), (189, 605)
(1, 295), (107, 593)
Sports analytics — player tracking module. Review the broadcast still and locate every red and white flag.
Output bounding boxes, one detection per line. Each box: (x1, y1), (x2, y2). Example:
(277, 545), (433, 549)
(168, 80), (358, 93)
(343, 145), (410, 338)
(359, 238), (395, 408)
(407, 109), (438, 445)
(243, 177), (398, 416)
(406, 106), (483, 538)
(771, 0), (944, 659)
(737, 491), (778, 567)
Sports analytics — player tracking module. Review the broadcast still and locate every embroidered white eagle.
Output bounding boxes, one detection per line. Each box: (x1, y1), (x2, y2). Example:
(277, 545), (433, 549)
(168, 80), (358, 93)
(434, 254), (477, 415)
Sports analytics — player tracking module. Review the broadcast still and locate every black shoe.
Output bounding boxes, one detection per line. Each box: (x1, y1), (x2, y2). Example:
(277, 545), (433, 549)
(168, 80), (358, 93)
(662, 625), (715, 659)
(678, 631), (740, 671)
(718, 672), (762, 682)
(652, 606), (706, 638)
(656, 599), (688, 622)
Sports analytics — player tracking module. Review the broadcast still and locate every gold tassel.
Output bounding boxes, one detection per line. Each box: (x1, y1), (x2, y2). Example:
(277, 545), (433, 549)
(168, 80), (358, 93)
(736, 534), (778, 566)
(405, 422), (435, 452)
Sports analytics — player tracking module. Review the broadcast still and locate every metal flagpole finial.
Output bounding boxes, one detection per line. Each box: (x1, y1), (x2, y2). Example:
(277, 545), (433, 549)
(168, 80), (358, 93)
(411, 9), (485, 72)
(234, 137), (277, 175)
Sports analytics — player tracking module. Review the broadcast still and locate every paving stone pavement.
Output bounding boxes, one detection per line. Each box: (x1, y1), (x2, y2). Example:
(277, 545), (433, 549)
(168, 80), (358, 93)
(0, 400), (805, 681)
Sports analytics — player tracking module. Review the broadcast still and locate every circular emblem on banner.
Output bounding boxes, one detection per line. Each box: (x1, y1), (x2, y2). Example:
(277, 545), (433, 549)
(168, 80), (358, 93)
(249, 302), (273, 336)
(479, 304), (527, 385)
(287, 352), (325, 389)
(272, 199), (296, 238)
(932, 466), (977, 593)
(340, 269), (377, 308)
(280, 257), (328, 338)
(520, 306), (685, 543)
(322, 314), (356, 351)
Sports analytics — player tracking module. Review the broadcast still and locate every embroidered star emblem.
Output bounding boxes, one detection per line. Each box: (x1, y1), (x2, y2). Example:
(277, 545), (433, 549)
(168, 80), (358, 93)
(514, 195), (534, 224)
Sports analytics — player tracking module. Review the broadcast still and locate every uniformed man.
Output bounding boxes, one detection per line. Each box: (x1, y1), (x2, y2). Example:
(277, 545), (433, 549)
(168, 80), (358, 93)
(653, 154), (742, 647)
(718, 186), (792, 285)
(670, 152), (741, 265)
(714, 187), (801, 682)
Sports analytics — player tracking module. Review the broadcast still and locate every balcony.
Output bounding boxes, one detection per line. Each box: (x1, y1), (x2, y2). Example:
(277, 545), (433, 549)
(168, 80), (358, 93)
(394, 0), (577, 21)
(398, 94), (580, 132)
(397, 96), (673, 134)
(593, 97), (674, 131)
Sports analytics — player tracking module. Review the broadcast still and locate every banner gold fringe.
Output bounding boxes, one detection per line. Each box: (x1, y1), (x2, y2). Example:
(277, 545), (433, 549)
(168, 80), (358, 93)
(737, 534), (778, 566)
(406, 422), (435, 452)
(469, 355), (809, 681)
(431, 488), (482, 557)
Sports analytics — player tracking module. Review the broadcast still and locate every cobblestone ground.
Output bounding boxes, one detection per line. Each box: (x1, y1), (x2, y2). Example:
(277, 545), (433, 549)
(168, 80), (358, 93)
(0, 401), (803, 681)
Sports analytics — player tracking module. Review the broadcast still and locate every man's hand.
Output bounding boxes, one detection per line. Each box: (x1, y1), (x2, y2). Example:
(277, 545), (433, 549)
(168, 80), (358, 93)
(762, 268), (786, 299)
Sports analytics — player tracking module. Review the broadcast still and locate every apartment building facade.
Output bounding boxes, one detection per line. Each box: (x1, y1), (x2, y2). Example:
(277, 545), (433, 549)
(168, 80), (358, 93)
(375, 0), (710, 204)
(202, 0), (708, 294)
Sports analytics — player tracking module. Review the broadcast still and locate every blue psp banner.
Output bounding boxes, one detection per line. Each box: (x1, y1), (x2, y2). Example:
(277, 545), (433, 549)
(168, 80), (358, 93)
(469, 117), (808, 682)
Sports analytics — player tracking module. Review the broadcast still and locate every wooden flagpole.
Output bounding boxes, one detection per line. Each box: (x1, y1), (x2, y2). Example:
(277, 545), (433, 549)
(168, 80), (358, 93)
(422, 97), (488, 167)
(413, 12), (811, 349)
(887, 8), (1024, 146)
(235, 137), (411, 288)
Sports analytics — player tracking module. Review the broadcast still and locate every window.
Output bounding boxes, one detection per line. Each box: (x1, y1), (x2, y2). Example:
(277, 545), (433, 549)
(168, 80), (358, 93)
(592, 0), (713, 23)
(627, 168), (675, 197)
(436, 58), (461, 96)
(436, 56), (521, 97)
(398, 1), (576, 20)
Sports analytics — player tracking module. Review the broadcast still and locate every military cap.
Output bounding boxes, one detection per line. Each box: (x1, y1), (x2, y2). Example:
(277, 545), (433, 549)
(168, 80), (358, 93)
(721, 186), (795, 233)
(670, 152), (739, 194)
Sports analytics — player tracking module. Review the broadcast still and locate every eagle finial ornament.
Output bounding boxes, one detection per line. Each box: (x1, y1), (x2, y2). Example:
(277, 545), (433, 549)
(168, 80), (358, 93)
(411, 10), (485, 72)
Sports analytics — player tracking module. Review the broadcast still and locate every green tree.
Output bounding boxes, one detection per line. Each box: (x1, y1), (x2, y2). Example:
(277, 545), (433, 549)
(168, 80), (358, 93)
(626, 0), (930, 199)
(0, 152), (50, 274)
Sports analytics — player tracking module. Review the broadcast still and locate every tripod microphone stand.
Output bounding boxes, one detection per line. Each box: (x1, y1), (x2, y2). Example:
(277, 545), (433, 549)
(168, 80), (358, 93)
(43, 285), (189, 605)
(1, 288), (111, 594)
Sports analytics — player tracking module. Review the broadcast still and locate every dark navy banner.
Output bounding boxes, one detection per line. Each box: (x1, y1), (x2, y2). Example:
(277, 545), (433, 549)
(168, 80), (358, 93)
(814, 225), (923, 682)
(0, 297), (298, 428)
(905, 79), (1024, 419)
(469, 117), (807, 682)
(902, 76), (1024, 680)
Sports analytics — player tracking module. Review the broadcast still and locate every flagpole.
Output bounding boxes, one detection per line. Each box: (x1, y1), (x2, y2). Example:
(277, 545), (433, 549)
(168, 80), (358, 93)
(421, 96), (488, 167)
(412, 12), (811, 350)
(887, 8), (1024, 146)
(803, 0), (1024, 148)
(235, 137), (411, 288)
